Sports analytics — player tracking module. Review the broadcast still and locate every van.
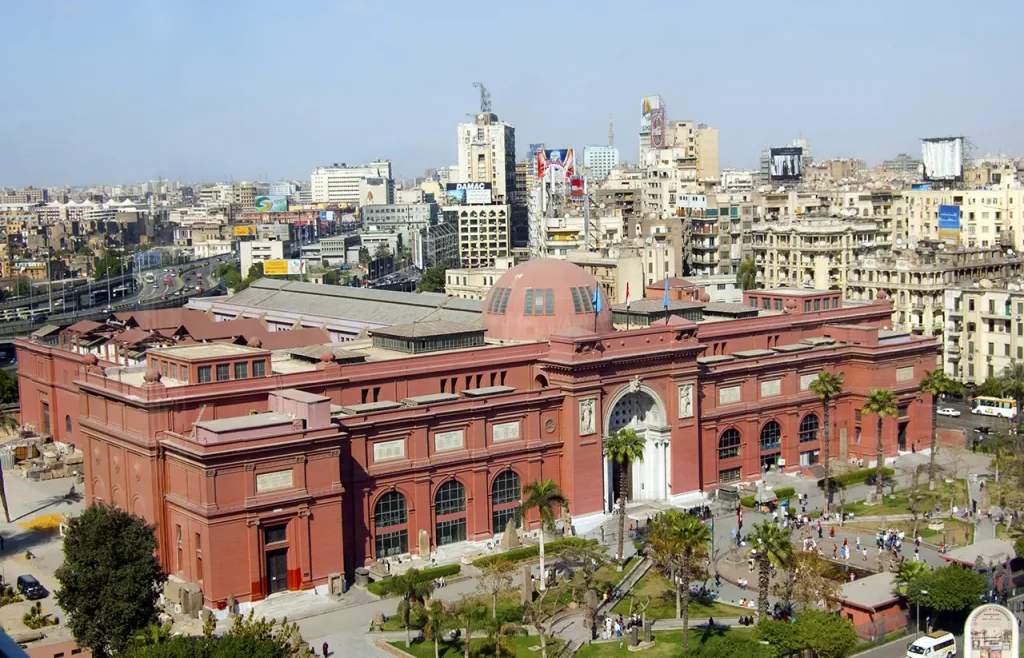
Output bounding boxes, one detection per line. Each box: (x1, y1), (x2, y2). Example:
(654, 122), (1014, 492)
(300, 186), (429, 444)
(16, 574), (47, 600)
(906, 631), (956, 657)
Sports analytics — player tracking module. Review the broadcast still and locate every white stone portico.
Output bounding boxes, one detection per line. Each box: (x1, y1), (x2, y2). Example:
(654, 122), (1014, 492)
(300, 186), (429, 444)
(602, 378), (671, 510)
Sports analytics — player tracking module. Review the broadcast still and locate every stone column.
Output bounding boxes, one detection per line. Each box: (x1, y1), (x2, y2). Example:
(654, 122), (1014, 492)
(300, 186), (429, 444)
(646, 425), (672, 501)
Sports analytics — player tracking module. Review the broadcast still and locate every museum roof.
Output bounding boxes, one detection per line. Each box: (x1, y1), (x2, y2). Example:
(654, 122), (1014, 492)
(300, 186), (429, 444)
(371, 320), (484, 339)
(153, 343), (266, 360)
(195, 412), (294, 433)
(943, 538), (1015, 566)
(610, 299), (705, 313)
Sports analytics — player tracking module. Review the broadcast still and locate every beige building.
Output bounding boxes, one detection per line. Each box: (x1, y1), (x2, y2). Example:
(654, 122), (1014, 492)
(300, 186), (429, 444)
(568, 241), (678, 303)
(448, 203), (510, 269)
(457, 112), (516, 204)
(541, 211), (624, 257)
(445, 257), (514, 299)
(944, 282), (1024, 384)
(904, 188), (1024, 249)
(311, 161), (393, 205)
(752, 215), (887, 290)
(685, 192), (756, 277)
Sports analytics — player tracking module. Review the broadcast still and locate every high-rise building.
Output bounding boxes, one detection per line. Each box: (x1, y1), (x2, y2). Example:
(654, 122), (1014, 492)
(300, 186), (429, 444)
(311, 161), (393, 205)
(583, 145), (620, 181)
(457, 113), (517, 204)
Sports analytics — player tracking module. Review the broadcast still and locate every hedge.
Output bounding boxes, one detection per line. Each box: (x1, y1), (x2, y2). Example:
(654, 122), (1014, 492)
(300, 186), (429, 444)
(740, 486), (795, 509)
(820, 466), (895, 489)
(367, 563), (461, 595)
(473, 537), (593, 568)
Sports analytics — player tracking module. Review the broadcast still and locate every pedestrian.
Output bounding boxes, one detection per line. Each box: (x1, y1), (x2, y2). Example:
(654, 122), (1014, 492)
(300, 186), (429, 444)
(817, 526), (823, 540)
(829, 526), (835, 539)
(856, 536), (861, 550)
(862, 546), (868, 561)
(322, 642), (329, 657)
(0, 533), (4, 551)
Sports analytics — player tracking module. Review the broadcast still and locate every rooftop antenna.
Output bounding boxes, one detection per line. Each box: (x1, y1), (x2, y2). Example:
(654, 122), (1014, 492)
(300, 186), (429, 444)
(473, 82), (491, 113)
(608, 114), (614, 146)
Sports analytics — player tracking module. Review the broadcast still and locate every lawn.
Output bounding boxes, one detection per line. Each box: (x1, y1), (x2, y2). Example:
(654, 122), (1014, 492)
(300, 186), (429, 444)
(389, 635), (562, 658)
(575, 628), (752, 658)
(841, 518), (973, 547)
(609, 568), (745, 620)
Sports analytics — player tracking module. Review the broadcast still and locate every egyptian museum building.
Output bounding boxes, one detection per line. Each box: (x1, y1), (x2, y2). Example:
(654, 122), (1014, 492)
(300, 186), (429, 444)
(15, 260), (939, 608)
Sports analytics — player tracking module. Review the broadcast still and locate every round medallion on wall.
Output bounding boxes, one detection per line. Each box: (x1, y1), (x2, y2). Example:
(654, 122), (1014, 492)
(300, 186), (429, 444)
(544, 419), (556, 434)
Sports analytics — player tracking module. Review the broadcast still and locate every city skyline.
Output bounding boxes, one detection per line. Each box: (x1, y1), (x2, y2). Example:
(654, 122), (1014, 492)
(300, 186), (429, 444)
(2, 0), (1022, 187)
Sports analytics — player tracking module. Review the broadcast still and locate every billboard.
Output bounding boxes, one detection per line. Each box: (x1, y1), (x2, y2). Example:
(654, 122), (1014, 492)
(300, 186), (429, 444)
(536, 149), (576, 183)
(444, 182), (492, 205)
(676, 194), (707, 211)
(769, 147), (803, 181)
(262, 259), (306, 276)
(569, 176), (585, 200)
(254, 195), (288, 213)
(922, 137), (964, 181)
(640, 95), (664, 134)
(319, 210), (335, 223)
(966, 604), (1019, 658)
(232, 225), (257, 236)
(649, 107), (666, 148)
(937, 204), (961, 245)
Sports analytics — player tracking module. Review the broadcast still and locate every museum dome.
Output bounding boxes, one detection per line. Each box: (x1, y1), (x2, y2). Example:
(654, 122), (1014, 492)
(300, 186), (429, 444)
(482, 259), (613, 341)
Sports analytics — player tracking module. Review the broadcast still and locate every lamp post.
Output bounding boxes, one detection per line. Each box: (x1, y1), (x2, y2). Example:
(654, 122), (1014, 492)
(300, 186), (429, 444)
(917, 590), (929, 636)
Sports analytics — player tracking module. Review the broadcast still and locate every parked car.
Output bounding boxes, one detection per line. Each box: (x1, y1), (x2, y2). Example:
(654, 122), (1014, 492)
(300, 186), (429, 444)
(936, 407), (961, 417)
(16, 575), (47, 600)
(974, 425), (992, 435)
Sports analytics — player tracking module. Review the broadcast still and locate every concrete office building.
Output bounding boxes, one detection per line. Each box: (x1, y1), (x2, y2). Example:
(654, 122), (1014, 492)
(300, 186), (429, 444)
(413, 222), (459, 270)
(903, 188), (1024, 249)
(311, 162), (393, 205)
(445, 203), (511, 268)
(457, 113), (516, 204)
(445, 257), (514, 299)
(583, 146), (620, 181)
(361, 203), (438, 231)
(944, 282), (1024, 384)
(240, 239), (288, 276)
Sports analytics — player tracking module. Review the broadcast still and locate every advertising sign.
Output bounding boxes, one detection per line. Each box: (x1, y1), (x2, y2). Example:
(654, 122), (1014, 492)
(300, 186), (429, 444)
(966, 603), (1018, 658)
(922, 137), (964, 181)
(650, 107), (667, 148)
(938, 204), (961, 245)
(640, 95), (664, 134)
(569, 176), (585, 200)
(769, 147), (803, 181)
(232, 225), (257, 236)
(536, 149), (576, 183)
(14, 261), (45, 269)
(254, 195), (289, 213)
(262, 259), (306, 276)
(319, 210), (335, 222)
(676, 194), (708, 211)
(445, 182), (493, 205)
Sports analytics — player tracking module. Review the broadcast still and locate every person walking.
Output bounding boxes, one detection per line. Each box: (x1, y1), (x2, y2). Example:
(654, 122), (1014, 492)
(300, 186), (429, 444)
(323, 641), (329, 657)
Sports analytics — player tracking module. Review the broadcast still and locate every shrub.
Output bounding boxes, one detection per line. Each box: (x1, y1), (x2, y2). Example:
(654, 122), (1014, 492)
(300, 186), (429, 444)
(366, 563), (461, 595)
(473, 537), (593, 568)
(822, 467), (895, 489)
(740, 487), (796, 509)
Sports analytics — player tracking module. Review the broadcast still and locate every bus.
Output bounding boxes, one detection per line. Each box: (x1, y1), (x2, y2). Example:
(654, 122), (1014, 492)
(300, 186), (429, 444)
(144, 272), (155, 284)
(970, 396), (1017, 419)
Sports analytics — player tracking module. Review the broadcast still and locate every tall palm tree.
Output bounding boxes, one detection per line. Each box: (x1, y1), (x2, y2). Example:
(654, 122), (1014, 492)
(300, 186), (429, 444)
(809, 371), (845, 508)
(604, 427), (646, 569)
(1000, 361), (1024, 426)
(737, 257), (757, 290)
(452, 600), (488, 658)
(0, 410), (17, 523)
(647, 510), (711, 653)
(423, 600), (455, 658)
(747, 521), (792, 619)
(376, 569), (437, 647)
(521, 479), (569, 592)
(920, 370), (957, 485)
(863, 389), (899, 499)
(487, 619), (527, 658)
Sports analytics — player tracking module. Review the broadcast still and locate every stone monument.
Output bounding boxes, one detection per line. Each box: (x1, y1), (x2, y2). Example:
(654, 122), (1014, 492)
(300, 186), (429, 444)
(520, 564), (533, 605)
(499, 517), (521, 549)
(418, 529), (430, 557)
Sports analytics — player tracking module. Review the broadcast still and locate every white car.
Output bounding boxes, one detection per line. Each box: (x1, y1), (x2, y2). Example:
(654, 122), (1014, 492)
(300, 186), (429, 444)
(936, 407), (961, 417)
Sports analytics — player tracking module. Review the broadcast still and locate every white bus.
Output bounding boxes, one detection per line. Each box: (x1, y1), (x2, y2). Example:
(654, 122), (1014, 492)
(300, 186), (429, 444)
(144, 272), (155, 284)
(906, 630), (955, 657)
(970, 396), (1017, 419)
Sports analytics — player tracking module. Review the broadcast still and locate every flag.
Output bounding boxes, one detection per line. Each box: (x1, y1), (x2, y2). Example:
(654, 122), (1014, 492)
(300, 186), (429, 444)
(592, 286), (603, 313)
(663, 277), (670, 310)
(625, 283), (631, 308)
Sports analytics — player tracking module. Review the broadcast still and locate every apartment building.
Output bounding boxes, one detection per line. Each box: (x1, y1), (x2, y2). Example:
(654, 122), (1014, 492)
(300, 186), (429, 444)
(752, 215), (886, 290)
(541, 210), (623, 257)
(445, 256), (514, 299)
(457, 113), (516, 204)
(568, 241), (679, 302)
(240, 239), (289, 275)
(904, 188), (1024, 249)
(847, 247), (1024, 337)
(944, 282), (1024, 384)
(361, 203), (437, 231)
(583, 145), (620, 181)
(685, 193), (756, 277)
(447, 203), (510, 268)
(311, 161), (393, 205)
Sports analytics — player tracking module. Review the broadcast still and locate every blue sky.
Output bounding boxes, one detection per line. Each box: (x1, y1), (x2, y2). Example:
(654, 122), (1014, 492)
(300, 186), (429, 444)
(1, 0), (1021, 187)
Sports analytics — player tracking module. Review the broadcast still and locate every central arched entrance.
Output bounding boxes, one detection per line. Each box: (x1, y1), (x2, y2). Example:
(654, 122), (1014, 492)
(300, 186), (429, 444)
(603, 385), (670, 509)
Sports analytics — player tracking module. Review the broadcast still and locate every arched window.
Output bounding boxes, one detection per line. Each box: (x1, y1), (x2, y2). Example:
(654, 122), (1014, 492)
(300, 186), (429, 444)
(435, 480), (467, 546)
(65, 415), (72, 435)
(374, 492), (408, 557)
(491, 470), (521, 534)
(799, 414), (819, 443)
(718, 429), (740, 460)
(760, 420), (782, 451)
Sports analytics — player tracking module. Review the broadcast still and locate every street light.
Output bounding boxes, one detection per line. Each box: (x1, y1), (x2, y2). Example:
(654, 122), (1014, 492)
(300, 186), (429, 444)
(917, 590), (929, 636)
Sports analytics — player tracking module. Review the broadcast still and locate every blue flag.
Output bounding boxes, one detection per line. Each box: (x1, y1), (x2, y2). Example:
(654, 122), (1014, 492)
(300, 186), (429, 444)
(592, 286), (603, 313)
(663, 278), (670, 309)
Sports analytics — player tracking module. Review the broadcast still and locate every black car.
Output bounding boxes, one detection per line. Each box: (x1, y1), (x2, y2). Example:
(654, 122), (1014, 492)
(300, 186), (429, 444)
(975, 425), (992, 435)
(16, 574), (47, 600)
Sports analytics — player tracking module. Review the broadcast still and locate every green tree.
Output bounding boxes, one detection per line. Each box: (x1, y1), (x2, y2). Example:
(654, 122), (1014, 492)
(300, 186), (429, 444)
(423, 600), (455, 658)
(418, 266), (447, 293)
(486, 619), (526, 658)
(863, 388), (899, 499)
(976, 376), (1004, 398)
(0, 369), (17, 406)
(647, 509), (710, 653)
(132, 622), (171, 648)
(55, 503), (167, 657)
(374, 243), (392, 260)
(920, 370), (959, 484)
(603, 427), (645, 569)
(358, 247), (371, 267)
(737, 257), (757, 290)
(128, 610), (308, 657)
(756, 618), (802, 658)
(747, 521), (792, 619)
(476, 558), (515, 620)
(452, 600), (488, 658)
(93, 250), (123, 279)
(375, 569), (436, 647)
(686, 632), (772, 658)
(246, 262), (264, 281)
(14, 278), (31, 297)
(1000, 361), (1024, 427)
(908, 564), (986, 628)
(810, 371), (844, 508)
(1015, 535), (1024, 559)
(520, 479), (569, 592)
(795, 608), (858, 658)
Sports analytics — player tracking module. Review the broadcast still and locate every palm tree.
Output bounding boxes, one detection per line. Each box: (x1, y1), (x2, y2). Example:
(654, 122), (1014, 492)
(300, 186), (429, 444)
(1000, 361), (1024, 426)
(747, 521), (792, 619)
(132, 621), (171, 647)
(452, 600), (488, 658)
(647, 510), (711, 653)
(520, 480), (569, 592)
(920, 370), (957, 485)
(487, 619), (526, 658)
(863, 389), (899, 499)
(893, 560), (931, 596)
(0, 410), (17, 523)
(604, 427), (646, 569)
(423, 600), (455, 658)
(737, 257), (757, 290)
(809, 371), (845, 509)
(376, 569), (437, 647)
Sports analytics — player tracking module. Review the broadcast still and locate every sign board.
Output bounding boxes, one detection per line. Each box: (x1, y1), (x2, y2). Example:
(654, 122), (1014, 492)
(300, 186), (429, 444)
(233, 225), (257, 236)
(649, 107), (666, 148)
(434, 430), (465, 452)
(319, 210), (335, 222)
(769, 147), (803, 181)
(938, 204), (961, 245)
(255, 469), (293, 493)
(965, 603), (1019, 658)
(445, 182), (492, 205)
(569, 176), (585, 200)
(536, 149), (576, 183)
(640, 95), (664, 134)
(922, 137), (964, 181)
(255, 195), (288, 213)
(262, 259), (306, 276)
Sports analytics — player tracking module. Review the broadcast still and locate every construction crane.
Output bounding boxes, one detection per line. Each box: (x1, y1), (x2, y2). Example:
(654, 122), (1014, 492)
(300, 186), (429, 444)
(473, 82), (491, 113)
